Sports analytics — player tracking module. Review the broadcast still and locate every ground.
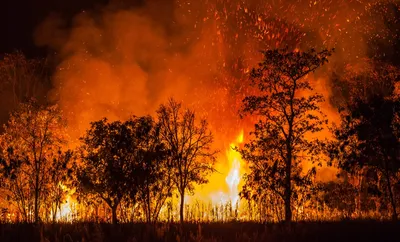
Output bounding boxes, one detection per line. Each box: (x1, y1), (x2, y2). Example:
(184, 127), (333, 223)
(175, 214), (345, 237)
(0, 220), (398, 242)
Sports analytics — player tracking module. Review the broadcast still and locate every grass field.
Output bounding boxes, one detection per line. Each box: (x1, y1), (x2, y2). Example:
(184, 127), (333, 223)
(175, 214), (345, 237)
(0, 220), (399, 242)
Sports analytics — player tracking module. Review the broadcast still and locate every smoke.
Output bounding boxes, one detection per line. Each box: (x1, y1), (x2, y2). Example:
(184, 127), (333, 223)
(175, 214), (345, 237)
(34, 0), (399, 186)
(35, 1), (235, 142)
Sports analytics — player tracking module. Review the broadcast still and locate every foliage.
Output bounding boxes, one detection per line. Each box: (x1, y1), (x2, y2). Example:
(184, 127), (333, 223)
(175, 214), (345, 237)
(0, 51), (50, 108)
(329, 61), (400, 220)
(318, 181), (357, 218)
(0, 100), (68, 223)
(76, 116), (167, 224)
(77, 118), (136, 224)
(157, 98), (217, 224)
(133, 116), (174, 223)
(44, 150), (73, 222)
(238, 48), (332, 222)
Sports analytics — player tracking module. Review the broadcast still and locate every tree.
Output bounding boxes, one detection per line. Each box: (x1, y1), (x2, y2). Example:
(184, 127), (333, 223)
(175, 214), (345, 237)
(157, 99), (217, 224)
(318, 180), (357, 218)
(0, 52), (50, 121)
(238, 48), (332, 223)
(133, 117), (174, 223)
(0, 149), (32, 222)
(329, 62), (400, 220)
(44, 150), (73, 222)
(77, 117), (152, 224)
(0, 100), (68, 223)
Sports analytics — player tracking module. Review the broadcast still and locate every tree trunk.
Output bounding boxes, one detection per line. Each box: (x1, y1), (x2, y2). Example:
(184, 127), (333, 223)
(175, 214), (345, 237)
(285, 113), (294, 224)
(95, 205), (99, 223)
(179, 191), (185, 225)
(356, 171), (363, 217)
(284, 154), (292, 223)
(34, 174), (40, 223)
(52, 207), (56, 223)
(111, 205), (118, 225)
(385, 172), (397, 221)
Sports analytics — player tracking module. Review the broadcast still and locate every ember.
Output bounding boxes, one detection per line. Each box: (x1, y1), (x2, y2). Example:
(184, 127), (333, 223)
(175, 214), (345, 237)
(0, 0), (399, 230)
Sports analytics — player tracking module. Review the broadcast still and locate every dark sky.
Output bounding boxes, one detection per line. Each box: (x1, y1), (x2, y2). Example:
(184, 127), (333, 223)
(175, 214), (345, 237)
(1, 0), (400, 65)
(0, 0), (110, 57)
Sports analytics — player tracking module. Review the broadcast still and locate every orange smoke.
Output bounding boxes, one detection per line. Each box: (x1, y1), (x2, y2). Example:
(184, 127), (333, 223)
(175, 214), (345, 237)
(32, 0), (399, 201)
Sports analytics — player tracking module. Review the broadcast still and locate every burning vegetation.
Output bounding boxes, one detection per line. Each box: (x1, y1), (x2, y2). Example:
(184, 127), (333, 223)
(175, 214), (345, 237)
(0, 0), (400, 237)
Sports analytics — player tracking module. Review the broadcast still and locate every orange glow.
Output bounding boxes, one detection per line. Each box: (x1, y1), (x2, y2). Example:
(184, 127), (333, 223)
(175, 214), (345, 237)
(225, 130), (244, 206)
(55, 184), (74, 222)
(57, 196), (73, 221)
(31, 0), (386, 221)
(200, 130), (246, 207)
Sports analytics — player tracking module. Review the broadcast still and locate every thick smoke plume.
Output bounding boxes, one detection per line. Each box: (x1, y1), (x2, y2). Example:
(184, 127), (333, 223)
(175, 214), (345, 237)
(34, 0), (400, 192)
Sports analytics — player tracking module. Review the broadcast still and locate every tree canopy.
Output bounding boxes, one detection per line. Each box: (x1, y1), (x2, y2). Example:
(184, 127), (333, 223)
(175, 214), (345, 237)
(329, 61), (400, 220)
(0, 100), (68, 223)
(239, 48), (333, 222)
(157, 98), (217, 224)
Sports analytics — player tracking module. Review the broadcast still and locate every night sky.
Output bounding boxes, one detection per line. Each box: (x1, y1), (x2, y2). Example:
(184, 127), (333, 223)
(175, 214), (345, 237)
(1, 0), (110, 57)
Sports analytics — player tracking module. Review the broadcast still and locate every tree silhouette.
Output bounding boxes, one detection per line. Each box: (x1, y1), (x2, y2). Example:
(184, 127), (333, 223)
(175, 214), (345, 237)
(77, 117), (146, 224)
(133, 116), (173, 223)
(0, 148), (31, 222)
(318, 180), (357, 218)
(0, 100), (67, 223)
(238, 48), (332, 223)
(45, 150), (73, 222)
(0, 51), (50, 120)
(157, 99), (217, 225)
(329, 64), (400, 220)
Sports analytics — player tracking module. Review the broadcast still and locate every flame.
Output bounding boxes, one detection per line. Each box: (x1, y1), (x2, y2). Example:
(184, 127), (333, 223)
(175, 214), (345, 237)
(225, 130), (244, 206)
(204, 130), (245, 206)
(57, 196), (73, 221)
(23, 0), (399, 222)
(225, 158), (241, 205)
(55, 183), (74, 221)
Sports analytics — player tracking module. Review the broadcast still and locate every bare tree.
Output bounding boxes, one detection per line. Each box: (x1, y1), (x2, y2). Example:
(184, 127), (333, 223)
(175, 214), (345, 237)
(157, 98), (217, 224)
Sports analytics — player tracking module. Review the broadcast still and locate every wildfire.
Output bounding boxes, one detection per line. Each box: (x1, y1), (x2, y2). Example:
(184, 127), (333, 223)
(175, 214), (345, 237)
(17, 0), (398, 223)
(57, 196), (73, 221)
(55, 184), (74, 222)
(225, 130), (244, 206)
(208, 130), (245, 207)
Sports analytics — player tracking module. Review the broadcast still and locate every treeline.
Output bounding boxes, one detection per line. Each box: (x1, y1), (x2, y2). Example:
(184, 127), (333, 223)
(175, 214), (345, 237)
(237, 48), (400, 223)
(0, 98), (216, 224)
(0, 48), (400, 224)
